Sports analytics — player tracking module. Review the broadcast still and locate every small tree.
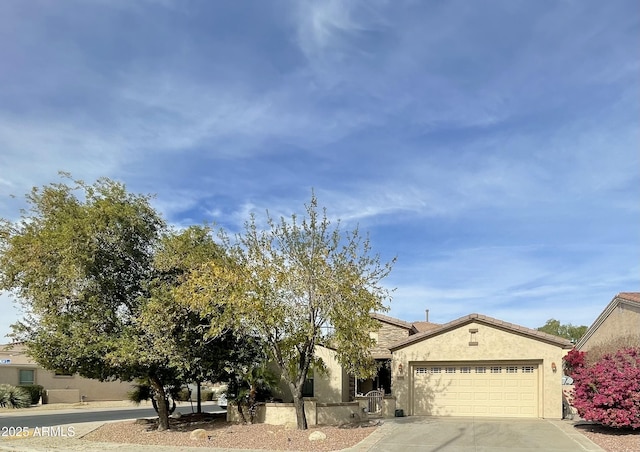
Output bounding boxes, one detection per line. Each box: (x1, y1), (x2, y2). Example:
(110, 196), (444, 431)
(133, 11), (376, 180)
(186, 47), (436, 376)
(565, 347), (640, 429)
(227, 363), (277, 424)
(180, 193), (395, 429)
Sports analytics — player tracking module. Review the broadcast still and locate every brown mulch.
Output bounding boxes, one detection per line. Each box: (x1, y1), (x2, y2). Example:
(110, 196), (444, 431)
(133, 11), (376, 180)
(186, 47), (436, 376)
(83, 413), (379, 451)
(574, 423), (640, 452)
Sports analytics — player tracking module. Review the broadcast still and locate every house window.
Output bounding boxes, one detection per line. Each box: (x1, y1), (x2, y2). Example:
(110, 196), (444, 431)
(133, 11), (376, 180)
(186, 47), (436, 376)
(460, 367), (471, 373)
(475, 367), (486, 374)
(506, 366), (518, 373)
(490, 366), (502, 373)
(302, 378), (314, 397)
(522, 366), (535, 373)
(429, 367), (441, 374)
(445, 367), (456, 374)
(415, 367), (428, 374)
(19, 369), (35, 385)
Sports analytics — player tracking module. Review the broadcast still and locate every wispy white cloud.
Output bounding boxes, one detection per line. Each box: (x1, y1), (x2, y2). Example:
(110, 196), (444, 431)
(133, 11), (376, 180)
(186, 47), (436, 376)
(0, 0), (637, 341)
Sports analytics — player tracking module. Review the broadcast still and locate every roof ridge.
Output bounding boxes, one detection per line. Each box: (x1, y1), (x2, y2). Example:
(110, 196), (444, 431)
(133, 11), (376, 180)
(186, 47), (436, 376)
(370, 312), (414, 330)
(389, 313), (573, 350)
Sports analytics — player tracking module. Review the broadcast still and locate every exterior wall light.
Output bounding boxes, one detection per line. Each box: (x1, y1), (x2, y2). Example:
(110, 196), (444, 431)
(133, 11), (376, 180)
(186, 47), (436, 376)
(398, 363), (404, 375)
(551, 362), (557, 372)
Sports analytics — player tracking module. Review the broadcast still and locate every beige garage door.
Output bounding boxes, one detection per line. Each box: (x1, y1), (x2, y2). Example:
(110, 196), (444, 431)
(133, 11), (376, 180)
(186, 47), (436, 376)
(412, 363), (539, 417)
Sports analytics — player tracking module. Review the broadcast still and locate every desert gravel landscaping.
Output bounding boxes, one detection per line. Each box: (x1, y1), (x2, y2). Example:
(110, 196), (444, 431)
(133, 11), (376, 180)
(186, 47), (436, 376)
(83, 413), (379, 451)
(574, 423), (639, 452)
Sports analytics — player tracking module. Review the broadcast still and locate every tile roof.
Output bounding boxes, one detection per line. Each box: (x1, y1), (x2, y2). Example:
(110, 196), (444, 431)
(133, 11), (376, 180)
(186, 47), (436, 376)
(389, 313), (574, 350)
(370, 312), (415, 330)
(618, 292), (640, 304)
(411, 321), (441, 332)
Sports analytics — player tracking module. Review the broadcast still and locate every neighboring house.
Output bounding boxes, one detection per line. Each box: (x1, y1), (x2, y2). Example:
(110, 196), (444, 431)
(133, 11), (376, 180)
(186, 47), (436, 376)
(575, 292), (640, 352)
(0, 342), (133, 403)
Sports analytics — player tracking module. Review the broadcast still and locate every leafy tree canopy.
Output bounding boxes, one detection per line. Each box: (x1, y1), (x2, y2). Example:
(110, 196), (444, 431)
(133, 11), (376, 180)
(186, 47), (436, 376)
(178, 193), (395, 429)
(0, 175), (250, 429)
(537, 318), (587, 343)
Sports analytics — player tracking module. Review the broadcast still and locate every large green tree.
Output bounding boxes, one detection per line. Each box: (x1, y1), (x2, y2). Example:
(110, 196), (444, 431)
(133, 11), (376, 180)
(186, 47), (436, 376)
(0, 176), (178, 427)
(537, 318), (588, 343)
(139, 225), (237, 414)
(180, 194), (395, 429)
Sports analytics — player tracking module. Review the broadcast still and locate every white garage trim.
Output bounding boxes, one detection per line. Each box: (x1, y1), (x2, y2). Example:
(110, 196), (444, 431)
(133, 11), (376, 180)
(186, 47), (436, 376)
(410, 360), (542, 418)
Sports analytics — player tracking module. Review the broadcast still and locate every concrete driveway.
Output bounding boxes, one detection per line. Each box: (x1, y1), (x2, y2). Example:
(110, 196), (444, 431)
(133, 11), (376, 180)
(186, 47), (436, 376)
(359, 417), (604, 452)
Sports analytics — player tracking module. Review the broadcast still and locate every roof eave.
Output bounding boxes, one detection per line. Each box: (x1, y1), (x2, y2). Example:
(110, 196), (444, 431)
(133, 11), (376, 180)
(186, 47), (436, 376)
(389, 313), (573, 351)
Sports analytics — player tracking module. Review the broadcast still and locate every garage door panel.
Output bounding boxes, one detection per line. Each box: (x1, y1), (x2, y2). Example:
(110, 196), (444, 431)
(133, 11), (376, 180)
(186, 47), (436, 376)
(413, 363), (538, 418)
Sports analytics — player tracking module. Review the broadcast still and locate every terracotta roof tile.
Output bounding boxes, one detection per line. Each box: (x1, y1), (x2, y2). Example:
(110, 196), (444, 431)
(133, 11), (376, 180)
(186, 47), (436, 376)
(411, 321), (441, 332)
(618, 292), (640, 304)
(370, 312), (414, 330)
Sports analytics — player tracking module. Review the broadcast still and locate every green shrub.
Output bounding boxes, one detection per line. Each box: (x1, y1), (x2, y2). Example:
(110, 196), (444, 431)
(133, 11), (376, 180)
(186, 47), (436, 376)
(17, 385), (43, 405)
(127, 384), (153, 405)
(177, 388), (191, 402)
(0, 384), (32, 408)
(202, 390), (213, 401)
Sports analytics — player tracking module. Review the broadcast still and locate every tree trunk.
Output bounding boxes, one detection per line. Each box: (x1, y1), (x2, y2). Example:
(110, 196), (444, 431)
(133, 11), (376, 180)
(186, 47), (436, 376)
(236, 399), (248, 424)
(150, 376), (170, 431)
(196, 381), (202, 414)
(290, 383), (307, 430)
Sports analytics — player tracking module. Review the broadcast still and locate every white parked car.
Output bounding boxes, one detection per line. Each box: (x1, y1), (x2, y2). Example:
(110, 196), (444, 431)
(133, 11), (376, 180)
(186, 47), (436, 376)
(217, 393), (227, 409)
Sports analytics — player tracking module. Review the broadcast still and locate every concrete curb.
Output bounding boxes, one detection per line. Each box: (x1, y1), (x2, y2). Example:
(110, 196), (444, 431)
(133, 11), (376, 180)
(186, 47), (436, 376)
(547, 419), (606, 452)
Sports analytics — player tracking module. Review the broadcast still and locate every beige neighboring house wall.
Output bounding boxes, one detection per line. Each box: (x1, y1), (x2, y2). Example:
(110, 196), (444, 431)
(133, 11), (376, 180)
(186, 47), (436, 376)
(0, 343), (133, 402)
(575, 292), (640, 352)
(389, 314), (572, 419)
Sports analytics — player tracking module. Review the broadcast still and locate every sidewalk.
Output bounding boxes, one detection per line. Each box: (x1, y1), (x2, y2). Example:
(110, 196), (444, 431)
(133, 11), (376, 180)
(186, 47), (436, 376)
(1, 400), (219, 416)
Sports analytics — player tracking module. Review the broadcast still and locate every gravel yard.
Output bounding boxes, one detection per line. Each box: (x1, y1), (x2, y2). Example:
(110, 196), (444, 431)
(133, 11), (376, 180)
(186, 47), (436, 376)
(83, 414), (379, 451)
(574, 423), (639, 452)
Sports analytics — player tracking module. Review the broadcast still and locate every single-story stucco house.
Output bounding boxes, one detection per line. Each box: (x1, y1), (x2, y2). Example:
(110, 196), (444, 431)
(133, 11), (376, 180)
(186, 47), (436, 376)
(575, 292), (640, 352)
(0, 342), (133, 403)
(267, 311), (572, 422)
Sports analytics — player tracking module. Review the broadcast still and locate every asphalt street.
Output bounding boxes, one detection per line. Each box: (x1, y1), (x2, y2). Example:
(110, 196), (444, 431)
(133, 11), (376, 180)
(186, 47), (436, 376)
(0, 402), (225, 431)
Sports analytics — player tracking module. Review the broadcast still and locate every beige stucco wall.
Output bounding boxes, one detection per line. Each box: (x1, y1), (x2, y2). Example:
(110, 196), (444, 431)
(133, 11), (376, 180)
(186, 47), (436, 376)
(579, 303), (640, 351)
(391, 321), (566, 419)
(268, 346), (348, 404)
(314, 346), (349, 403)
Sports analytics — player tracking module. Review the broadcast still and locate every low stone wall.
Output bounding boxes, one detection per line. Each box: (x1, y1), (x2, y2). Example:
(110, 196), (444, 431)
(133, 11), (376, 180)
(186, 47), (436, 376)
(317, 402), (361, 425)
(228, 396), (397, 426)
(227, 399), (317, 425)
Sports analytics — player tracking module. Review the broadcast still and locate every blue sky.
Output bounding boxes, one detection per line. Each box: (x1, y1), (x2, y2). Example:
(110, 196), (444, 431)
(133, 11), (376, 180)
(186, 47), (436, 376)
(0, 0), (638, 341)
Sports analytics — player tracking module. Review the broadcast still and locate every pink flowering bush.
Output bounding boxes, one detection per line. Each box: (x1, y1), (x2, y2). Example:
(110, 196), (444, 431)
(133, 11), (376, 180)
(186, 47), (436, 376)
(564, 347), (640, 429)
